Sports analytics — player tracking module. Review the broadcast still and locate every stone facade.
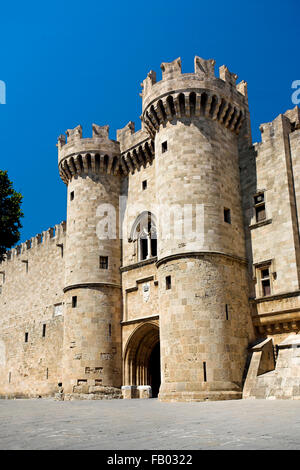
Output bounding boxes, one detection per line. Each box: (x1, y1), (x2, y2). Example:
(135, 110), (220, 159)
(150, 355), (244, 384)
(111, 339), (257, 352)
(0, 56), (300, 401)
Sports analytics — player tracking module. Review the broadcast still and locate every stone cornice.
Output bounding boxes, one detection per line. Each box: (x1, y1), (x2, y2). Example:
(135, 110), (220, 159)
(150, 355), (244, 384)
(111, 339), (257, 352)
(250, 290), (300, 303)
(120, 257), (157, 273)
(249, 219), (272, 230)
(142, 89), (245, 138)
(155, 251), (247, 268)
(63, 282), (121, 293)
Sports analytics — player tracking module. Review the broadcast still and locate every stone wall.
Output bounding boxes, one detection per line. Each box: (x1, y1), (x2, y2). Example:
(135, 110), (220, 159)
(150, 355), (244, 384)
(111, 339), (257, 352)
(240, 108), (300, 340)
(0, 223), (66, 397)
(243, 334), (300, 399)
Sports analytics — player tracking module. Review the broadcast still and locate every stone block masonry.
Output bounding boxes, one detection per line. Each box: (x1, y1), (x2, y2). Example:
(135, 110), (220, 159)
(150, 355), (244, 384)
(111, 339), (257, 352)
(0, 223), (66, 397)
(0, 56), (300, 401)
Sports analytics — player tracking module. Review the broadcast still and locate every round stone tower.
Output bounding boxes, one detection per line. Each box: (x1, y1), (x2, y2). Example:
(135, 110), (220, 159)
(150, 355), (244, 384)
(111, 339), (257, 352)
(141, 56), (255, 401)
(58, 124), (122, 398)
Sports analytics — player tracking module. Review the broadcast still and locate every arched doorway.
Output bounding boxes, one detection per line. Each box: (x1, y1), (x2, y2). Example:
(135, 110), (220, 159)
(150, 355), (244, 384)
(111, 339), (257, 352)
(124, 322), (160, 398)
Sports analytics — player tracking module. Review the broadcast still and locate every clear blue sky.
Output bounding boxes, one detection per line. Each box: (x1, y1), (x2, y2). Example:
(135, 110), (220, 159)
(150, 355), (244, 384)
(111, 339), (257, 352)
(0, 0), (299, 244)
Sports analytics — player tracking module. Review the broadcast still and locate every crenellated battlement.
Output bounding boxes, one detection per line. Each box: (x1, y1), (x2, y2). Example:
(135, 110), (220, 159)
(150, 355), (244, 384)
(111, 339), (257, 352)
(252, 106), (300, 149)
(141, 56), (248, 102)
(116, 121), (155, 175)
(140, 56), (248, 137)
(0, 221), (66, 266)
(58, 124), (121, 183)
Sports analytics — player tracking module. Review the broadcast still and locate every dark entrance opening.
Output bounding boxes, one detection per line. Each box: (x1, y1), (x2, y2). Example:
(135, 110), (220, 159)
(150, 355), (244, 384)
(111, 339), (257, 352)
(149, 342), (161, 398)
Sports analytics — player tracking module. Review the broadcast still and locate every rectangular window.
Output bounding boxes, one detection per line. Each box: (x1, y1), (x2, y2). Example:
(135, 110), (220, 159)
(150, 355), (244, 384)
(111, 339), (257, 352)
(162, 141), (168, 153)
(42, 324), (46, 337)
(151, 238), (157, 257)
(254, 192), (266, 223)
(166, 275), (171, 290)
(256, 205), (266, 222)
(225, 304), (229, 320)
(72, 296), (77, 308)
(140, 238), (148, 260)
(203, 362), (207, 382)
(262, 278), (271, 296)
(54, 303), (63, 316)
(70, 191), (74, 201)
(25, 332), (29, 343)
(261, 269), (269, 279)
(224, 208), (231, 224)
(22, 260), (28, 273)
(257, 265), (272, 297)
(56, 243), (64, 258)
(142, 180), (147, 190)
(99, 256), (108, 269)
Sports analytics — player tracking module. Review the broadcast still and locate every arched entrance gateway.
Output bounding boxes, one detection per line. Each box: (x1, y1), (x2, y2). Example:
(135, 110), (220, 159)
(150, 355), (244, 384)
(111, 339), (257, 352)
(123, 322), (160, 398)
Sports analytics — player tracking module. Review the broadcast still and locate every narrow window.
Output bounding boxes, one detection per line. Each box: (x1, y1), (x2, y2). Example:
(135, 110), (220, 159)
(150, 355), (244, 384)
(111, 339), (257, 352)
(162, 141), (168, 153)
(140, 238), (148, 260)
(25, 332), (29, 343)
(99, 256), (108, 269)
(42, 324), (46, 337)
(203, 362), (207, 382)
(166, 275), (171, 290)
(262, 279), (271, 296)
(108, 323), (112, 337)
(22, 260), (28, 273)
(256, 205), (266, 222)
(151, 238), (157, 257)
(56, 243), (63, 258)
(46, 368), (49, 380)
(142, 180), (147, 190)
(8, 372), (11, 384)
(259, 266), (271, 297)
(72, 296), (77, 308)
(54, 303), (63, 316)
(261, 268), (269, 278)
(254, 192), (266, 223)
(70, 191), (74, 201)
(224, 208), (231, 224)
(225, 304), (229, 320)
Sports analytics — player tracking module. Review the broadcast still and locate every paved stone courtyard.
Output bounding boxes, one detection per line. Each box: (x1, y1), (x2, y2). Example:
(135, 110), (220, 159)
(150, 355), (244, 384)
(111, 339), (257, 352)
(1, 398), (300, 450)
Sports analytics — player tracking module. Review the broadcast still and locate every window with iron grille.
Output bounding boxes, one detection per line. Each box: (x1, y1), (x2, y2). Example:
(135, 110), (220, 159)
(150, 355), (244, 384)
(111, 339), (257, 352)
(100, 256), (108, 269)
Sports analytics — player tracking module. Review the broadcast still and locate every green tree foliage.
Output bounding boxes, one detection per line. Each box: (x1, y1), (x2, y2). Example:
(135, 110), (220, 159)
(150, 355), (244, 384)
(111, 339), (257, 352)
(0, 171), (23, 261)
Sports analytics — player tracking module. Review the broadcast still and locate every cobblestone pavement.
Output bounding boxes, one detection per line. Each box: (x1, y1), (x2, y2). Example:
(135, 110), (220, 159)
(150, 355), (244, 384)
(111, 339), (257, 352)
(0, 398), (300, 450)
